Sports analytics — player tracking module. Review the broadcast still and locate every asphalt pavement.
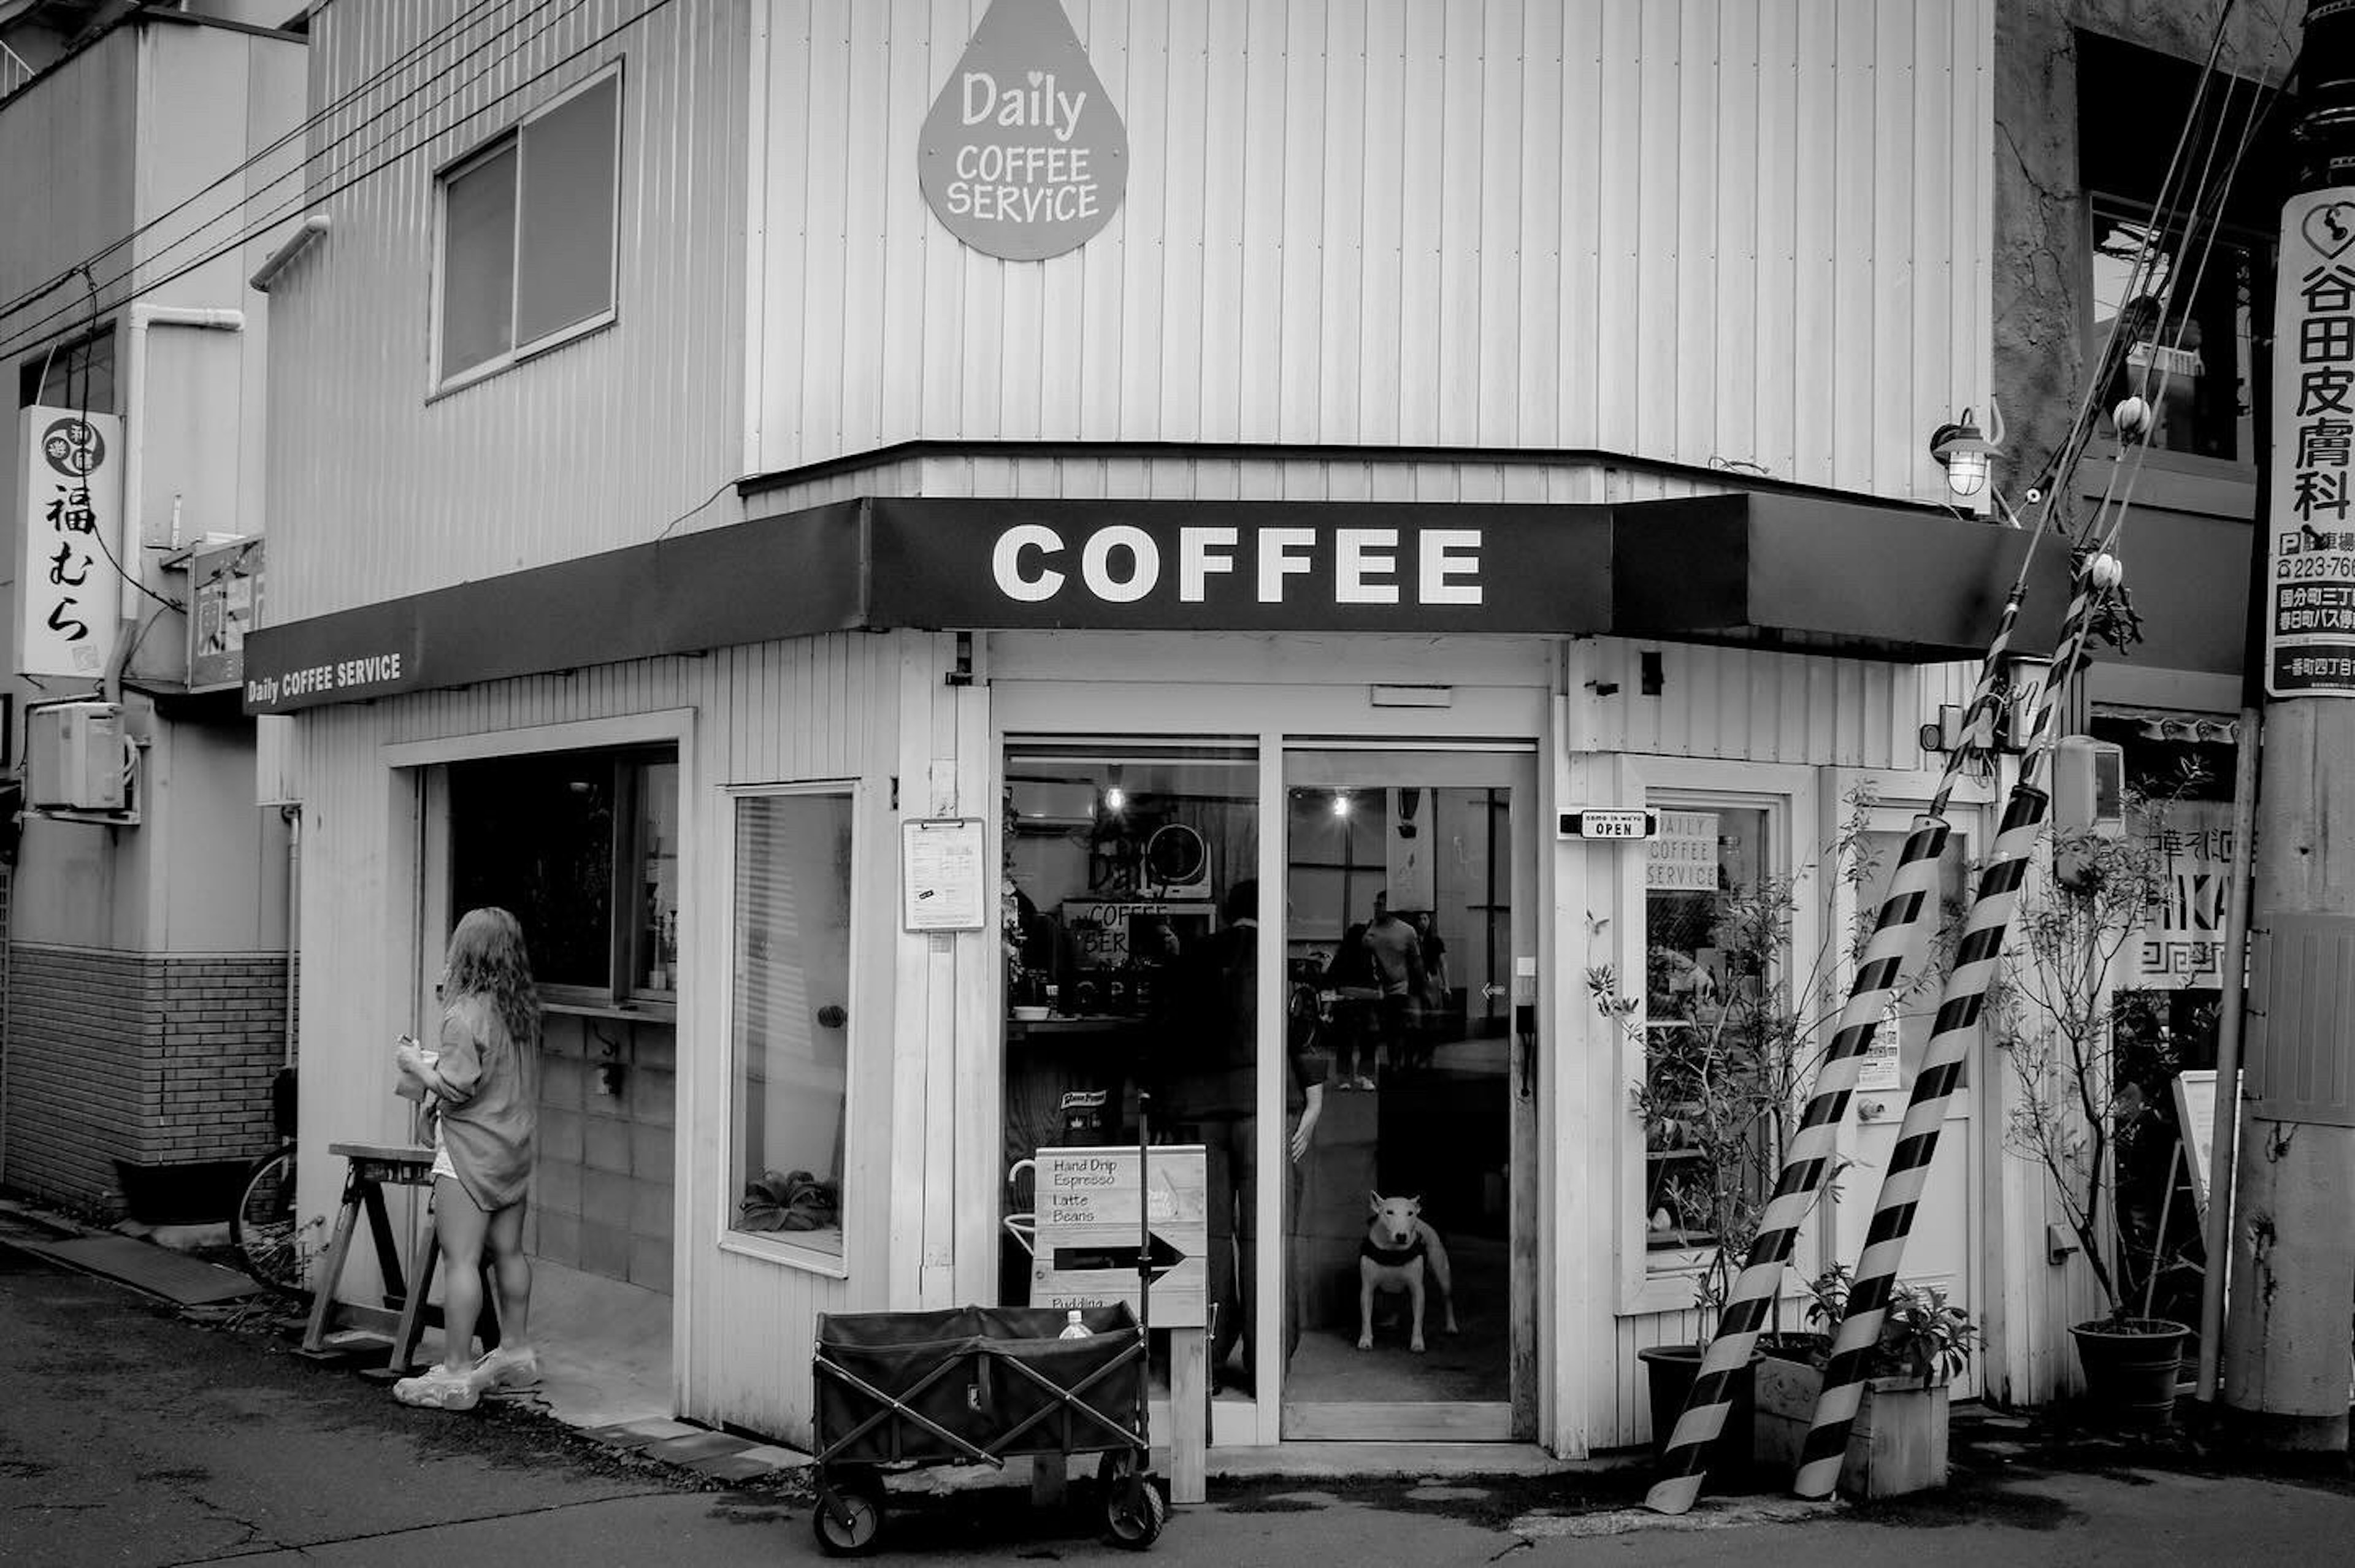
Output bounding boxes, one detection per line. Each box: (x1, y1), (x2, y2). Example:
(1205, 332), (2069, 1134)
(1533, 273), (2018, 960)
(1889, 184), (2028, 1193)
(7, 1208), (2355, 1567)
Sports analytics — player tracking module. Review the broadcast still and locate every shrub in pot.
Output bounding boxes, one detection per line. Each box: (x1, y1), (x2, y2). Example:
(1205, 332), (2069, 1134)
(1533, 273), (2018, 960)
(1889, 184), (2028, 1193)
(1994, 778), (2205, 1423)
(1753, 1265), (1982, 1496)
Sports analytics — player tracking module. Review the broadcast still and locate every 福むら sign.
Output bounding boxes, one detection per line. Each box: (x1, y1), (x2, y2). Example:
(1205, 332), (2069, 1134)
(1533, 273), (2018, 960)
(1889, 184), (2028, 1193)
(15, 407), (123, 679)
(919, 0), (1127, 261)
(1029, 1144), (1206, 1328)
(2265, 188), (2355, 695)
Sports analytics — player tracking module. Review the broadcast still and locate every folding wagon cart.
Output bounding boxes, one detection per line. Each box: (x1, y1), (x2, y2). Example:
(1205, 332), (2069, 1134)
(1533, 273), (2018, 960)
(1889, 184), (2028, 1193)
(808, 1103), (1174, 1554)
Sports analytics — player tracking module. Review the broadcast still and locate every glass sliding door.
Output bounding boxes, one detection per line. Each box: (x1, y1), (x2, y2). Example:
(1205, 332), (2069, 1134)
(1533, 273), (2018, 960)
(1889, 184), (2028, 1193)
(1279, 748), (1537, 1441)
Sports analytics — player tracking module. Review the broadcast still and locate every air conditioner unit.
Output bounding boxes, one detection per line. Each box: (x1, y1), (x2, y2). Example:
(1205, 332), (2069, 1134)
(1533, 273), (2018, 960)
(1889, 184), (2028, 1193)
(1009, 780), (1098, 830)
(28, 701), (127, 813)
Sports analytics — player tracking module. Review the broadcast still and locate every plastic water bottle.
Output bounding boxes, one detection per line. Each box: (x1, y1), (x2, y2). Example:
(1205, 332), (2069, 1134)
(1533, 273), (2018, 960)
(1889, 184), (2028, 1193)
(1058, 1309), (1091, 1339)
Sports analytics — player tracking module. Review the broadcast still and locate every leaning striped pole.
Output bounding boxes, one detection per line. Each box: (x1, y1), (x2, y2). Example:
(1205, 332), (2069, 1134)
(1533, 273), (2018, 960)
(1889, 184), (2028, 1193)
(1641, 584), (2034, 1515)
(1793, 557), (2111, 1500)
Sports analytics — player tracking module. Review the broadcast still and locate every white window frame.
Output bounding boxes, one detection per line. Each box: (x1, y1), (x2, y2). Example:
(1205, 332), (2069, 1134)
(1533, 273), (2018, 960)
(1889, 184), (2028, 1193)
(429, 62), (624, 396)
(717, 777), (864, 1280)
(1614, 757), (1823, 1317)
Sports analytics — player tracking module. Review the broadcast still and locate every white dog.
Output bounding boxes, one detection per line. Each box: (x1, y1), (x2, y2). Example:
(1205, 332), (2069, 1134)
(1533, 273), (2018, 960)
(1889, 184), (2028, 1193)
(1357, 1192), (1458, 1353)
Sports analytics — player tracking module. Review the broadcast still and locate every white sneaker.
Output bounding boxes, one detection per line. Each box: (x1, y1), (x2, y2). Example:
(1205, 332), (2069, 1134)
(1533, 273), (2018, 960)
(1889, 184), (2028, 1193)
(393, 1363), (480, 1410)
(472, 1344), (541, 1391)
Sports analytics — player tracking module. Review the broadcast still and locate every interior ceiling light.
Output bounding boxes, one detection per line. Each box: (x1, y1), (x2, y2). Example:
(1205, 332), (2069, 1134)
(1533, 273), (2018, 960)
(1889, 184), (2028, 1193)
(1331, 792), (1353, 819)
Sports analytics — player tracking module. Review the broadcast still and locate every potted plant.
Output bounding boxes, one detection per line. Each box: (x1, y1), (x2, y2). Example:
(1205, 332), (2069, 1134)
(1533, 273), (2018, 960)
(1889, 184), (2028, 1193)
(1993, 774), (2204, 1423)
(1752, 1264), (1982, 1496)
(1591, 793), (1892, 1472)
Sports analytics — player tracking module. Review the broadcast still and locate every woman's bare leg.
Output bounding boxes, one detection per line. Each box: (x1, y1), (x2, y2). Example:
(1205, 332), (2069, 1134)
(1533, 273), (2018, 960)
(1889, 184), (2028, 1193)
(432, 1176), (489, 1372)
(484, 1199), (532, 1346)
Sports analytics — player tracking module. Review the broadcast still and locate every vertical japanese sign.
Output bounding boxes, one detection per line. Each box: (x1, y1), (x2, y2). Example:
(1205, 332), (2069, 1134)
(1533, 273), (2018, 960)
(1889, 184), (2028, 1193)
(918, 0), (1128, 261)
(189, 537), (263, 692)
(2265, 189), (2355, 695)
(15, 407), (123, 679)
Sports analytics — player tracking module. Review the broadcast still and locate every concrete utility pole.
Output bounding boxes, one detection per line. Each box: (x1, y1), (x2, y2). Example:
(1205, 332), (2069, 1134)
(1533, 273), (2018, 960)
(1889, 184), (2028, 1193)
(2224, 0), (2355, 1450)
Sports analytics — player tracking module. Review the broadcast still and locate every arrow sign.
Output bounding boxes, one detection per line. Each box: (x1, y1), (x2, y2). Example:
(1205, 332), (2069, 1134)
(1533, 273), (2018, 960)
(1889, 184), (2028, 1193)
(1031, 1144), (1208, 1327)
(1052, 1231), (1188, 1281)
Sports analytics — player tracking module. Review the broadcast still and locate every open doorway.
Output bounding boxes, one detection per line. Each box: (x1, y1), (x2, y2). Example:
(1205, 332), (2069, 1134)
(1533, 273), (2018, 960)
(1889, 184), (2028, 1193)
(420, 746), (682, 1426)
(1280, 748), (1538, 1441)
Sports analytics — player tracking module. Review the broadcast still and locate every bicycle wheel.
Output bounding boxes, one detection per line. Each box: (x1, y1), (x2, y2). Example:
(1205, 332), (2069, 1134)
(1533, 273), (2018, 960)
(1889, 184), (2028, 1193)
(230, 1147), (306, 1296)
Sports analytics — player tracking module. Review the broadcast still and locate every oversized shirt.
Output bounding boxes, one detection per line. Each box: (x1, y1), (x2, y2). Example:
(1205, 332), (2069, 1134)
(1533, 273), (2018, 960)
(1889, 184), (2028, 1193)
(433, 992), (537, 1212)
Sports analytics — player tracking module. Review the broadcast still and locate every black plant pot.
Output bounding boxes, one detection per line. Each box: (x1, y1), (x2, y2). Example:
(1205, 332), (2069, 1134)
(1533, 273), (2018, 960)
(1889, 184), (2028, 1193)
(1637, 1344), (1761, 1477)
(2070, 1317), (2190, 1425)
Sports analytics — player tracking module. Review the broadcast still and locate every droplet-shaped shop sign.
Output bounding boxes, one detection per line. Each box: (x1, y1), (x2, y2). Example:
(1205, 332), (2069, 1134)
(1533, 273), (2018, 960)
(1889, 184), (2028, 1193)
(919, 0), (1127, 261)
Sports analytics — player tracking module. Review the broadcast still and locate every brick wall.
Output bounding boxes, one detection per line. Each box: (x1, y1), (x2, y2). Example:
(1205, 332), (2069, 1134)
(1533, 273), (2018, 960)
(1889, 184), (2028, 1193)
(1, 943), (289, 1207)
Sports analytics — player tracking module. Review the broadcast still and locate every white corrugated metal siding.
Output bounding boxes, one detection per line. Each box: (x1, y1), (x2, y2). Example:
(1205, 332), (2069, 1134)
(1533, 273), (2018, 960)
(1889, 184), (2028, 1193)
(756, 0), (1994, 501)
(264, 0), (752, 621)
(285, 632), (976, 1445)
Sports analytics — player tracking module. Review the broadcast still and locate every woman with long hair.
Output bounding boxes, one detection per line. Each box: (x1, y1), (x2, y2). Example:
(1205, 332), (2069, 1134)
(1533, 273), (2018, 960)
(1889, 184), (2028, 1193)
(392, 907), (542, 1409)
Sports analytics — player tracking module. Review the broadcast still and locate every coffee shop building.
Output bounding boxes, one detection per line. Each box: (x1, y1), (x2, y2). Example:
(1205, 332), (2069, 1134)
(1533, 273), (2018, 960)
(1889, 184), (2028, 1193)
(250, 0), (2116, 1459)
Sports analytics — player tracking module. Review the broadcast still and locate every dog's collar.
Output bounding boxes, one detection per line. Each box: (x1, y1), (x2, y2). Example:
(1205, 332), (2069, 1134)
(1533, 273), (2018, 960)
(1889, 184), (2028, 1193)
(1360, 1235), (1427, 1267)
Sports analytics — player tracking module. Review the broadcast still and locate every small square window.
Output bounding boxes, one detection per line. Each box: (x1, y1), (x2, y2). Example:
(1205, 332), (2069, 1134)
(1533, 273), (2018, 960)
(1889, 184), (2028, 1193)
(436, 69), (620, 386)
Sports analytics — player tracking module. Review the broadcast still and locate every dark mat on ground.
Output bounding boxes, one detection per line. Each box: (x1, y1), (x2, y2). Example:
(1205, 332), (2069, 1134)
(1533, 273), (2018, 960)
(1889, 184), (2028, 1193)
(2, 1233), (258, 1305)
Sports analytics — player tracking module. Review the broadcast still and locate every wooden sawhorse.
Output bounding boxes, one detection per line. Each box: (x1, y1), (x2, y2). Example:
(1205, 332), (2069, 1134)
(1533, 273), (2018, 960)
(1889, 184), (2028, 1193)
(301, 1141), (498, 1378)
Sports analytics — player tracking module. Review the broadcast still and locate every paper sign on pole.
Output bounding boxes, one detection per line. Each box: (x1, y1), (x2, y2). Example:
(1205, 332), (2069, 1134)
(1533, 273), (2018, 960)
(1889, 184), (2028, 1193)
(1030, 1144), (1208, 1328)
(15, 407), (124, 679)
(2263, 188), (2355, 696)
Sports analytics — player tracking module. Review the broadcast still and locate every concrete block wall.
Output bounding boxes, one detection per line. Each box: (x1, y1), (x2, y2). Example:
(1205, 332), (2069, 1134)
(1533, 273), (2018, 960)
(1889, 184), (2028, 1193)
(529, 1010), (675, 1295)
(1, 943), (288, 1206)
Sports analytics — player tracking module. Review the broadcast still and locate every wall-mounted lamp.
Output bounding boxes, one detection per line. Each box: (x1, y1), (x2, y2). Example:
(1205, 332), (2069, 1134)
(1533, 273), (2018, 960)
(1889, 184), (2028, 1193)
(1930, 400), (2007, 498)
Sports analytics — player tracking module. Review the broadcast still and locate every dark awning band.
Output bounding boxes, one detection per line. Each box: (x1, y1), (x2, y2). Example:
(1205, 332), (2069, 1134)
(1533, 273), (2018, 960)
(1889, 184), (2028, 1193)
(242, 492), (2066, 715)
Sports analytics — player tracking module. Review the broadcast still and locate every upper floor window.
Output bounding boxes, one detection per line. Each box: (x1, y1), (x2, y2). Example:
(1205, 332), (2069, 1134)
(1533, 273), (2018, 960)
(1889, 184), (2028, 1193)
(436, 67), (621, 388)
(2075, 29), (2292, 473)
(18, 324), (115, 412)
(2087, 197), (2262, 465)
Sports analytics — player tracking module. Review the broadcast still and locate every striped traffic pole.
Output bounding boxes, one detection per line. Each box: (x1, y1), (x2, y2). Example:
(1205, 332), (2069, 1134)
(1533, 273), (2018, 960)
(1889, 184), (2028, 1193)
(1642, 585), (2032, 1515)
(1793, 559), (2109, 1500)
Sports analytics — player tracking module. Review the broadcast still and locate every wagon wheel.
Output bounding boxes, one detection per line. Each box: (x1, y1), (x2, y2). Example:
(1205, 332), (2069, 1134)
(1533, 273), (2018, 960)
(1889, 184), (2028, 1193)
(812, 1469), (887, 1557)
(1097, 1450), (1168, 1550)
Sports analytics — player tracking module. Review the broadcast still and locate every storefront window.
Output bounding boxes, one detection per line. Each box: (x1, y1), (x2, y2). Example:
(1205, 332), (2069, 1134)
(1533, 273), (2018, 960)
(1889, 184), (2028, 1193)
(727, 788), (853, 1259)
(997, 741), (1257, 1326)
(1640, 806), (1775, 1255)
(450, 746), (676, 1003)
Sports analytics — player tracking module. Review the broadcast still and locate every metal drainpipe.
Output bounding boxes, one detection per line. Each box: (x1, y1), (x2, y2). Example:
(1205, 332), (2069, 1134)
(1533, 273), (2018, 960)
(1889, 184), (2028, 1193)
(281, 804), (300, 1068)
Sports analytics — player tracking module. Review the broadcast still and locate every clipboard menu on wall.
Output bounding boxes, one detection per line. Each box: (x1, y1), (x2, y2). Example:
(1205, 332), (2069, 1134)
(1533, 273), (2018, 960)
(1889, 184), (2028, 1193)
(902, 817), (987, 931)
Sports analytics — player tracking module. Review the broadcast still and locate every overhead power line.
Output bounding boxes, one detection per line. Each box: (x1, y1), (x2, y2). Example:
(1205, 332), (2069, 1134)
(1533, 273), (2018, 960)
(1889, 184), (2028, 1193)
(0, 0), (678, 365)
(0, 0), (543, 325)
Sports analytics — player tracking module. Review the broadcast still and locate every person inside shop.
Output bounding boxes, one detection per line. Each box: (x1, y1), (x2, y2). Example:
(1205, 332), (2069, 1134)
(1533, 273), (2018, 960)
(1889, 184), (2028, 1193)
(1403, 909), (1450, 1073)
(1362, 890), (1428, 1090)
(1157, 879), (1329, 1394)
(1322, 919), (1379, 1090)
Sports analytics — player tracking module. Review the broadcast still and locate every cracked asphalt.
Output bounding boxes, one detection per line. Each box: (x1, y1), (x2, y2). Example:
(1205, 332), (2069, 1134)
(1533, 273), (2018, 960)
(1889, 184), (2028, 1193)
(9, 1226), (2355, 1566)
